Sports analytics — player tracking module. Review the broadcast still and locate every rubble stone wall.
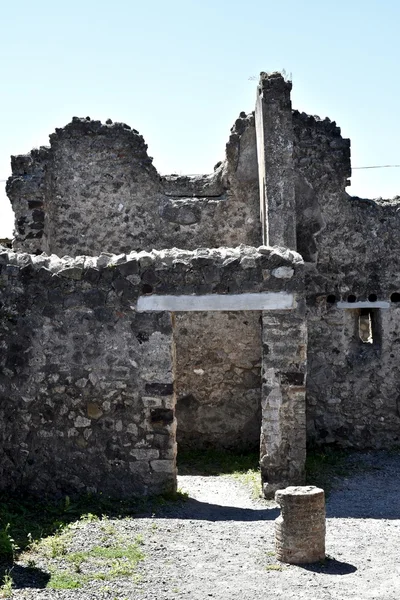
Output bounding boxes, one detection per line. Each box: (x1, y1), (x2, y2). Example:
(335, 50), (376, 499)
(292, 107), (400, 448)
(174, 311), (262, 451)
(7, 114), (261, 257)
(6, 115), (263, 455)
(0, 245), (304, 496)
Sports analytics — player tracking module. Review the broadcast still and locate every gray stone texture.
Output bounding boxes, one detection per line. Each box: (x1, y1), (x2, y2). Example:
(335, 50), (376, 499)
(0, 250), (178, 497)
(261, 306), (307, 498)
(256, 72), (296, 249)
(174, 311), (261, 451)
(8, 114), (261, 257)
(292, 107), (400, 448)
(0, 246), (303, 497)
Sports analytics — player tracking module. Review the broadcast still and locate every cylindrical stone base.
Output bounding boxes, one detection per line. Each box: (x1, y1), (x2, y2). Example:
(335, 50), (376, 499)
(275, 485), (325, 564)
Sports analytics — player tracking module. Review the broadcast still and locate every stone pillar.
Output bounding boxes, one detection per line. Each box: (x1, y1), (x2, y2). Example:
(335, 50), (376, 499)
(255, 72), (296, 249)
(260, 304), (307, 498)
(275, 486), (326, 564)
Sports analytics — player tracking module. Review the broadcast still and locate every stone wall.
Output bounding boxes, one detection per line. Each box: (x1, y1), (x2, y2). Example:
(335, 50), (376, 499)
(0, 255), (175, 497)
(291, 104), (400, 448)
(6, 114), (264, 455)
(261, 306), (307, 498)
(174, 311), (261, 451)
(256, 72), (296, 249)
(5, 69), (400, 484)
(7, 114), (261, 257)
(306, 304), (400, 447)
(0, 245), (304, 497)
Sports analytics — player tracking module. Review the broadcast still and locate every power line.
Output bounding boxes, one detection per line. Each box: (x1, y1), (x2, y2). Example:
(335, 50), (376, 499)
(352, 164), (400, 170)
(0, 164), (399, 183)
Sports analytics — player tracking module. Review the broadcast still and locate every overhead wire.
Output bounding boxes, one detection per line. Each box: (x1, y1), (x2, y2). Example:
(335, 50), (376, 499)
(0, 165), (399, 182)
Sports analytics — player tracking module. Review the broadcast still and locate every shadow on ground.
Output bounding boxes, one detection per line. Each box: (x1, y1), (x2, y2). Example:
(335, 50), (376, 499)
(325, 453), (400, 519)
(154, 497), (279, 522)
(298, 556), (357, 575)
(0, 562), (50, 589)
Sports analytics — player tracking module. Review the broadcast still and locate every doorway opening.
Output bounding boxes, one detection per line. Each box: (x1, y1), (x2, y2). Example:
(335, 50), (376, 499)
(172, 310), (262, 479)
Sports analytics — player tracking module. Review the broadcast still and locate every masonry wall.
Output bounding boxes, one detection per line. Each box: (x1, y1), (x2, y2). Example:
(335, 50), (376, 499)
(174, 311), (261, 451)
(7, 70), (400, 458)
(6, 114), (263, 454)
(292, 109), (400, 448)
(0, 245), (304, 496)
(7, 114), (261, 257)
(0, 255), (176, 497)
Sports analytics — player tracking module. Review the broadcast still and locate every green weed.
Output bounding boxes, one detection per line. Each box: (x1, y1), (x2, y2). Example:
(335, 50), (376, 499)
(47, 571), (82, 589)
(0, 572), (13, 598)
(0, 525), (18, 561)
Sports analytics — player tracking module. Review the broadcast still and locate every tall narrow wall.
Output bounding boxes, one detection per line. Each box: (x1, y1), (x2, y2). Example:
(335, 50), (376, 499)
(260, 304), (307, 498)
(255, 72), (296, 249)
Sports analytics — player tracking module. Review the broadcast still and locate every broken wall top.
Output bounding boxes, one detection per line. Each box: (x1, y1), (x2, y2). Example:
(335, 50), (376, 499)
(7, 113), (261, 257)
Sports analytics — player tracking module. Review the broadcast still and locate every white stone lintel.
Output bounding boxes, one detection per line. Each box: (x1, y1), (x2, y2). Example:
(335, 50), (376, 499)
(337, 301), (390, 309)
(137, 292), (294, 312)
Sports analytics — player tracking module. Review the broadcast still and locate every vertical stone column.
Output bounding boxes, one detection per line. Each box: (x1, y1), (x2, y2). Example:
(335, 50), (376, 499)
(260, 303), (307, 498)
(275, 486), (326, 564)
(136, 311), (177, 496)
(255, 72), (296, 249)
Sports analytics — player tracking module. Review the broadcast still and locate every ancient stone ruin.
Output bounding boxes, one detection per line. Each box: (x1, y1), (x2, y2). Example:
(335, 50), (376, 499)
(1, 72), (399, 499)
(275, 486), (326, 564)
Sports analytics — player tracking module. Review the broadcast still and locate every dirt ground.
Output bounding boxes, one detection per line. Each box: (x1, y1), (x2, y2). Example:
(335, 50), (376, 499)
(9, 451), (400, 599)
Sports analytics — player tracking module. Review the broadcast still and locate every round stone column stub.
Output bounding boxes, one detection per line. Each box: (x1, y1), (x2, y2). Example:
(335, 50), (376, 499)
(274, 485), (325, 564)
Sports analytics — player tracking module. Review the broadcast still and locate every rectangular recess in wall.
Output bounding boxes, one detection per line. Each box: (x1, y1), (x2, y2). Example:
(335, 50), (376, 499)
(359, 308), (373, 343)
(136, 292), (294, 312)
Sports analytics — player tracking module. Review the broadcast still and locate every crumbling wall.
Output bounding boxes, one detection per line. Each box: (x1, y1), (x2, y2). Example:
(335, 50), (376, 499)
(292, 107), (400, 448)
(6, 147), (50, 255)
(256, 73), (296, 249)
(0, 245), (304, 497)
(306, 303), (400, 447)
(0, 252), (175, 497)
(304, 197), (400, 448)
(6, 115), (262, 453)
(7, 114), (261, 257)
(174, 311), (261, 451)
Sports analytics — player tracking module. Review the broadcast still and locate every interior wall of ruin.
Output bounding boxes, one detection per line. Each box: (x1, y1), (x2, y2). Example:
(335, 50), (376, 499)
(293, 110), (400, 448)
(174, 311), (262, 451)
(7, 113), (261, 258)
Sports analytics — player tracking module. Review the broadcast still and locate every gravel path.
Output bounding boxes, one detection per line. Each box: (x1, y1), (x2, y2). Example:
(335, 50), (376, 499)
(9, 452), (400, 599)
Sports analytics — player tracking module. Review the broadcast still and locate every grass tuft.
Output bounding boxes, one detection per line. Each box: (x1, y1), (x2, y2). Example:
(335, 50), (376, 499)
(0, 572), (13, 598)
(47, 572), (82, 589)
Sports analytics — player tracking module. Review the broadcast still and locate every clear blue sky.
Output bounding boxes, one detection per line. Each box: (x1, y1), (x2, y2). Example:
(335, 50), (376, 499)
(1, 0), (399, 237)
